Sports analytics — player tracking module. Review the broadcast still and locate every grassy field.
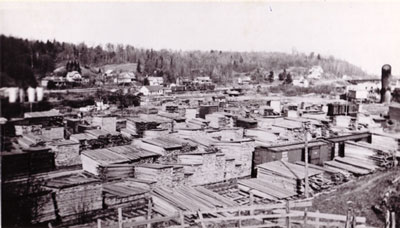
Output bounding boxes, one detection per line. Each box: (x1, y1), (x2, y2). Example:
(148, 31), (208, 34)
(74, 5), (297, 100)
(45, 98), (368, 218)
(310, 167), (400, 227)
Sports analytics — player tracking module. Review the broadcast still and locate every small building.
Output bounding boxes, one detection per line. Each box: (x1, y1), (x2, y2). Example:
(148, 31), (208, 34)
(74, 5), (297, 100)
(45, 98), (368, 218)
(323, 131), (371, 157)
(115, 72), (135, 84)
(139, 86), (164, 96)
(348, 89), (368, 101)
(148, 76), (164, 86)
(389, 103), (400, 122)
(194, 76), (212, 84)
(252, 140), (332, 177)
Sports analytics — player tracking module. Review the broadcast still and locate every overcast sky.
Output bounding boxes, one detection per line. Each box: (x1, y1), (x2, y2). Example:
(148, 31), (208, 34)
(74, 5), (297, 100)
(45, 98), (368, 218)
(1, 1), (400, 75)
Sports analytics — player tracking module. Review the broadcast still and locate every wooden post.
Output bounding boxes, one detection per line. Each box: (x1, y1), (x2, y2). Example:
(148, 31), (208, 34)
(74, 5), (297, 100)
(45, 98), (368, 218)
(147, 198), (153, 228)
(198, 211), (205, 228)
(238, 209), (242, 227)
(303, 122), (310, 198)
(303, 207), (308, 227)
(385, 209), (391, 228)
(48, 223), (53, 228)
(286, 201), (291, 228)
(180, 211), (185, 228)
(249, 191), (254, 215)
(315, 210), (320, 228)
(345, 209), (351, 228)
(118, 208), (123, 228)
(97, 219), (102, 228)
(391, 212), (396, 228)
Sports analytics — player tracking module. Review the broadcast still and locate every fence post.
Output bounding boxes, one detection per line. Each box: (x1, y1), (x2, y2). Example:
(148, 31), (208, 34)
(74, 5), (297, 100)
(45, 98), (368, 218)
(286, 201), (291, 228)
(385, 209), (391, 228)
(303, 207), (308, 227)
(250, 191), (254, 215)
(118, 208), (123, 228)
(97, 219), (102, 228)
(180, 211), (185, 228)
(238, 209), (242, 228)
(315, 210), (320, 228)
(390, 211), (396, 228)
(345, 208), (351, 228)
(147, 197), (153, 228)
(198, 211), (205, 228)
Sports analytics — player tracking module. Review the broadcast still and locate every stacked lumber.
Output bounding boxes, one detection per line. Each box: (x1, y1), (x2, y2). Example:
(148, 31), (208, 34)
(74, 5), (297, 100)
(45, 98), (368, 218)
(44, 173), (103, 222)
(345, 141), (395, 168)
(151, 185), (237, 215)
(97, 164), (135, 181)
(334, 157), (378, 172)
(31, 191), (56, 223)
(324, 160), (371, 176)
(102, 179), (150, 209)
(205, 113), (229, 129)
(238, 178), (297, 200)
(256, 161), (323, 195)
(295, 161), (349, 185)
(188, 118), (209, 128)
(2, 148), (55, 178)
(135, 164), (184, 188)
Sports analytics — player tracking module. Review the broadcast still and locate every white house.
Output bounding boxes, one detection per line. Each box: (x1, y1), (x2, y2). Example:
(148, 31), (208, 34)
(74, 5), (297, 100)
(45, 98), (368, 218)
(148, 76), (164, 86)
(139, 86), (164, 96)
(194, 76), (212, 84)
(114, 72), (135, 84)
(308, 66), (324, 79)
(66, 71), (82, 82)
(238, 76), (251, 85)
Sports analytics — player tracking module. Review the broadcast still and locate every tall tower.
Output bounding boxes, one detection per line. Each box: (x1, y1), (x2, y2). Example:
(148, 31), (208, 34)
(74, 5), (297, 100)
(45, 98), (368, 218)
(381, 64), (391, 103)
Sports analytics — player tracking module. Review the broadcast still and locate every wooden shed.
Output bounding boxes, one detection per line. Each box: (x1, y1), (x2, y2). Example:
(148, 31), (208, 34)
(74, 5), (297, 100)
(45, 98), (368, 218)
(252, 140), (331, 177)
(323, 131), (371, 158)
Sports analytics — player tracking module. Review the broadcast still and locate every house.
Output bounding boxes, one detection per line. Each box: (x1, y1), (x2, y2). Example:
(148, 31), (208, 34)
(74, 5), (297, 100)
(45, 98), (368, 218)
(65, 71), (82, 82)
(194, 76), (212, 84)
(139, 86), (164, 96)
(238, 76), (251, 85)
(114, 72), (135, 84)
(348, 89), (368, 101)
(148, 76), (164, 86)
(308, 66), (323, 79)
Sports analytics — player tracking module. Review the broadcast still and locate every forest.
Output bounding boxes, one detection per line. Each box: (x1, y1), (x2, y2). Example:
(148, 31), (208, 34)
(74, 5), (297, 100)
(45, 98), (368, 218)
(0, 35), (369, 87)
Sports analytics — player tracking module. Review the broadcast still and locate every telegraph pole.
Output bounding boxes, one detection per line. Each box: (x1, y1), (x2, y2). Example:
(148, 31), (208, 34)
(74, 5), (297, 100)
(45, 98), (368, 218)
(304, 121), (310, 198)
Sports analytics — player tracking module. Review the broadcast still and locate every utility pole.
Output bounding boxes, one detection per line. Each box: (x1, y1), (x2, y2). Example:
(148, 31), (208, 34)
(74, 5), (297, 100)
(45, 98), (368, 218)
(303, 121), (310, 198)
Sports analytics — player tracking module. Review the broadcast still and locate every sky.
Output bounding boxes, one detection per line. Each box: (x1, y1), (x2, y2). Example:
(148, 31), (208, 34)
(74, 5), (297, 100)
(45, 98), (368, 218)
(1, 1), (400, 75)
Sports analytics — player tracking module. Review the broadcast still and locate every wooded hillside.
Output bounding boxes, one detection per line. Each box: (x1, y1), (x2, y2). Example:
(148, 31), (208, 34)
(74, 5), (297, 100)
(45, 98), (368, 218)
(0, 35), (369, 87)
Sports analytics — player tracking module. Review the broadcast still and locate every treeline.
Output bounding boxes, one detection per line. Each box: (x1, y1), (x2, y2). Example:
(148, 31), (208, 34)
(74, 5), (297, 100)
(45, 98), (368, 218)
(0, 35), (369, 87)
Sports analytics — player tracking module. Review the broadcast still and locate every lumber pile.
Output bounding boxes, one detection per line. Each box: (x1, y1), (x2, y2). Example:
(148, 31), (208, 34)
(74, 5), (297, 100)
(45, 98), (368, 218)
(135, 164), (184, 188)
(205, 113), (229, 129)
(81, 145), (159, 178)
(345, 141), (396, 168)
(2, 147), (55, 178)
(151, 185), (237, 216)
(44, 173), (103, 222)
(295, 161), (349, 185)
(97, 164), (135, 181)
(324, 160), (371, 176)
(256, 161), (323, 195)
(102, 179), (150, 209)
(238, 178), (297, 200)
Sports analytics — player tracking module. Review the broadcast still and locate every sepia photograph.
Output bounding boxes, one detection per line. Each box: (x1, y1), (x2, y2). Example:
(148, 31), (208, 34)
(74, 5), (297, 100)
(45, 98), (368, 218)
(0, 1), (400, 227)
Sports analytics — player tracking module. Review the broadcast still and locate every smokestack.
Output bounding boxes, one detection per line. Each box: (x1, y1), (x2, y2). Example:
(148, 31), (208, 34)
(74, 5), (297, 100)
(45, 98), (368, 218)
(381, 64), (391, 103)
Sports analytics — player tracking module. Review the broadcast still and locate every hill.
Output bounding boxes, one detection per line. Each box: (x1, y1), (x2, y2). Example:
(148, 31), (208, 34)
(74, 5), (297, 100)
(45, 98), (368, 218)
(0, 35), (370, 87)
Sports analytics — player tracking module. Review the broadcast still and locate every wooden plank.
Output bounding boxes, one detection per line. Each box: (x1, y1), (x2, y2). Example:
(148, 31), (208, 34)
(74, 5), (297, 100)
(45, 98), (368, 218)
(122, 215), (179, 227)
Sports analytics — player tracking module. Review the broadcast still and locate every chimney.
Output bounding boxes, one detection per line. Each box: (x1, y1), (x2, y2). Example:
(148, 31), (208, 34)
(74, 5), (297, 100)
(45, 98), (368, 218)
(381, 64), (391, 103)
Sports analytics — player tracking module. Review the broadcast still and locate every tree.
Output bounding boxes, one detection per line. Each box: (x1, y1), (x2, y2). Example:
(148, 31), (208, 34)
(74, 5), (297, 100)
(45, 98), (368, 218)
(285, 72), (293, 84)
(278, 69), (287, 81)
(137, 60), (142, 73)
(143, 77), (149, 86)
(268, 71), (274, 83)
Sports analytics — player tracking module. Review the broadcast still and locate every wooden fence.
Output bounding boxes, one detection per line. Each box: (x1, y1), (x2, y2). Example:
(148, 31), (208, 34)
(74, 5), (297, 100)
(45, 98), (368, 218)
(52, 199), (381, 228)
